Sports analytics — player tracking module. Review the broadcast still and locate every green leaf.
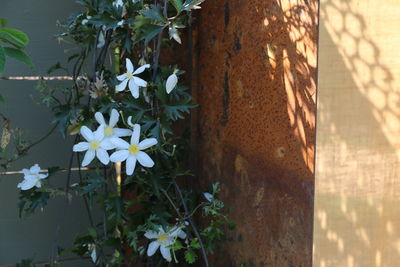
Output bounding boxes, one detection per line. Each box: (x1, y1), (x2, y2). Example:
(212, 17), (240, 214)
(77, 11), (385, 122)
(4, 47), (34, 69)
(0, 28), (29, 48)
(88, 227), (97, 238)
(184, 249), (197, 264)
(143, 25), (164, 45)
(168, 24), (182, 44)
(139, 5), (167, 24)
(19, 190), (50, 217)
(79, 177), (105, 195)
(190, 238), (201, 249)
(0, 18), (7, 27)
(171, 0), (183, 13)
(169, 240), (184, 252)
(164, 98), (196, 121)
(183, 0), (205, 11)
(0, 45), (5, 75)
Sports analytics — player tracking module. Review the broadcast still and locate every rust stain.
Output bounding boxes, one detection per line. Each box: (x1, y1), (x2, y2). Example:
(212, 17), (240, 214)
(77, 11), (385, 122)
(193, 0), (319, 265)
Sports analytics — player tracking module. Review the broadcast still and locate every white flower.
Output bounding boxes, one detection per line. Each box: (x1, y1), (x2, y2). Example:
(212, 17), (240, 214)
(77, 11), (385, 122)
(166, 74), (178, 94)
(127, 116), (135, 128)
(109, 124), (157, 175)
(145, 226), (187, 262)
(113, 0), (123, 7)
(117, 20), (124, 26)
(73, 125), (114, 166)
(203, 192), (213, 202)
(97, 31), (105, 48)
(89, 244), (97, 263)
(82, 19), (89, 25)
(116, 58), (150, 98)
(17, 164), (48, 190)
(95, 109), (132, 147)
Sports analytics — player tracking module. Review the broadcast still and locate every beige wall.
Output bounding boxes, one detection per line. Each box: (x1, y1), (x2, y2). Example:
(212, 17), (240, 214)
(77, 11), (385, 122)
(314, 0), (400, 266)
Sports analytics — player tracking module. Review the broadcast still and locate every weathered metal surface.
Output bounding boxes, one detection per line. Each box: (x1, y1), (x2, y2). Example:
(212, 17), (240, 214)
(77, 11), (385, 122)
(193, 0), (318, 265)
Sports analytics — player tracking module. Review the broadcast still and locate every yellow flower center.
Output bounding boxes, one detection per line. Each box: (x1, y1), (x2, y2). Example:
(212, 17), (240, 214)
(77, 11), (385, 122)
(126, 72), (133, 79)
(90, 141), (100, 150)
(158, 233), (168, 243)
(105, 126), (113, 136)
(129, 144), (139, 154)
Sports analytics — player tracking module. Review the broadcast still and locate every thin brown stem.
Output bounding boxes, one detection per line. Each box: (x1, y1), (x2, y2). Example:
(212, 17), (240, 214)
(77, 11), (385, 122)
(173, 180), (209, 267)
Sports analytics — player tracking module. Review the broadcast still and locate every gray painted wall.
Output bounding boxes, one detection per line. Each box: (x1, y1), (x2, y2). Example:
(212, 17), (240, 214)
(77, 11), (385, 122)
(0, 1), (92, 265)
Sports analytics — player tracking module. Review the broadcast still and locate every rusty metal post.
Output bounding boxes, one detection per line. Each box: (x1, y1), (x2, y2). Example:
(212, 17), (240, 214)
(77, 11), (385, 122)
(192, 0), (319, 265)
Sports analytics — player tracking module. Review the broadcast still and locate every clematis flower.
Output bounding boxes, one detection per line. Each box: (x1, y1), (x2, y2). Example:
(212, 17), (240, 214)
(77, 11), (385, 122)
(109, 124), (157, 175)
(113, 0), (123, 8)
(97, 31), (105, 48)
(73, 125), (114, 166)
(95, 109), (132, 147)
(116, 58), (150, 98)
(145, 226), (187, 262)
(17, 164), (48, 190)
(166, 74), (178, 94)
(203, 192), (213, 202)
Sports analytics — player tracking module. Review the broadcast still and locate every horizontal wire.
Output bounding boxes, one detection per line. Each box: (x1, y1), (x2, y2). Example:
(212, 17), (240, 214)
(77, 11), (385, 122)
(0, 167), (95, 176)
(0, 76), (84, 81)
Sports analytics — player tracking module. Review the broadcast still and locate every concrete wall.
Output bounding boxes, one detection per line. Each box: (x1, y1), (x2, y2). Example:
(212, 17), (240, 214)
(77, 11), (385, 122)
(0, 1), (90, 265)
(193, 0), (318, 265)
(313, 0), (400, 266)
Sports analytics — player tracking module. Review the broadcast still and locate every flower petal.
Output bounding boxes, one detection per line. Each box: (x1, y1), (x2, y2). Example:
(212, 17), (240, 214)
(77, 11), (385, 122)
(160, 245), (172, 262)
(128, 79), (139, 98)
(147, 241), (160, 257)
(133, 64), (150, 75)
(35, 180), (42, 188)
(18, 179), (37, 190)
(99, 139), (115, 150)
(73, 142), (89, 152)
(136, 151), (154, 168)
(30, 164), (40, 174)
(110, 150), (129, 163)
(144, 230), (158, 239)
(133, 76), (147, 87)
(96, 148), (110, 165)
(126, 155), (137, 175)
(95, 112), (106, 125)
(110, 137), (130, 149)
(82, 150), (96, 167)
(131, 124), (141, 144)
(126, 58), (134, 73)
(80, 126), (94, 141)
(166, 74), (178, 94)
(116, 79), (128, 92)
(113, 128), (132, 137)
(22, 168), (30, 176)
(204, 192), (213, 202)
(116, 73), (127, 81)
(39, 174), (48, 179)
(94, 125), (105, 141)
(138, 138), (157, 150)
(177, 229), (186, 239)
(109, 109), (119, 127)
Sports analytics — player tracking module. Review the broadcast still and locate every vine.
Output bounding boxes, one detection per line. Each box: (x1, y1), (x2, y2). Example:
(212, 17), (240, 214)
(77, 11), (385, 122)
(10, 0), (233, 266)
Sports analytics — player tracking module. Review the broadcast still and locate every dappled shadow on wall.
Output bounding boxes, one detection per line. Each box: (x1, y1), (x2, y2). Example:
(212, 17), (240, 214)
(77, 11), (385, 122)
(314, 0), (400, 266)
